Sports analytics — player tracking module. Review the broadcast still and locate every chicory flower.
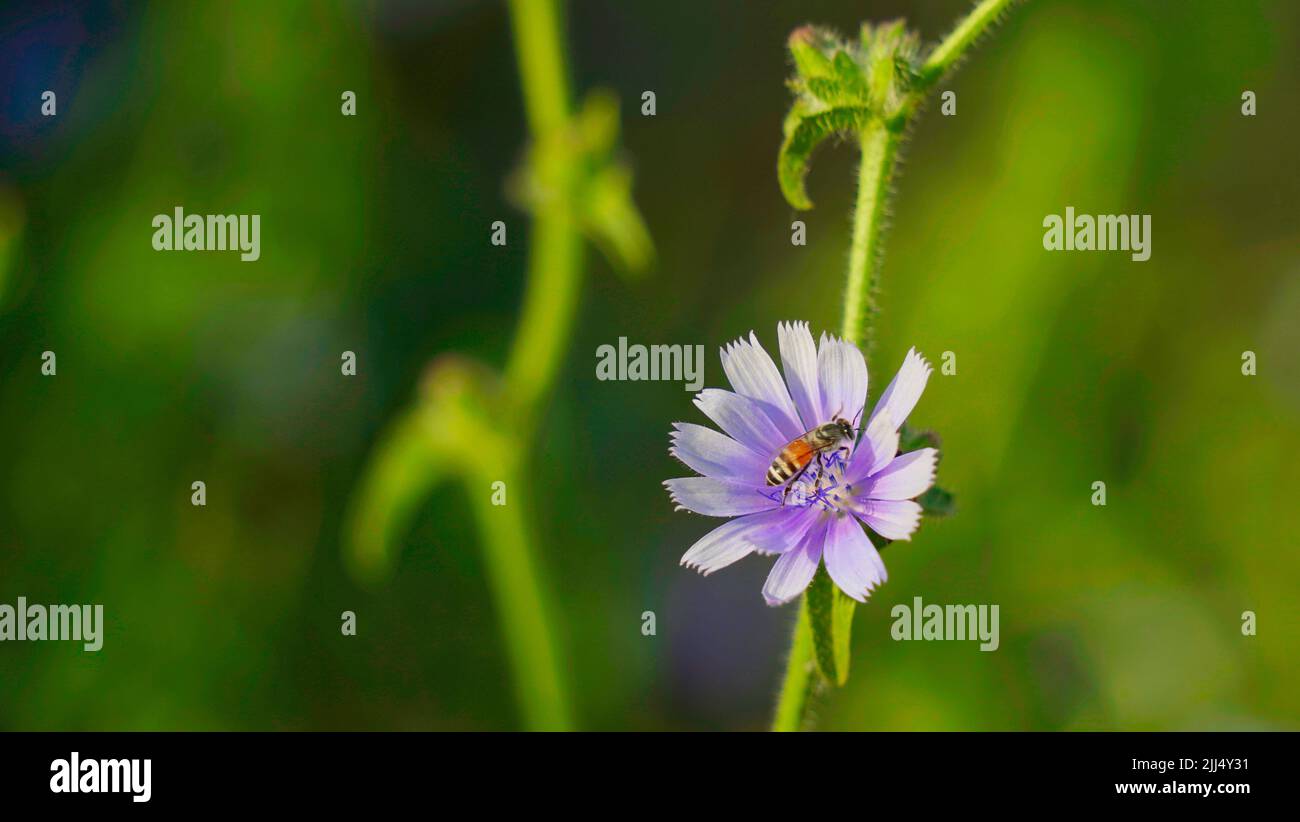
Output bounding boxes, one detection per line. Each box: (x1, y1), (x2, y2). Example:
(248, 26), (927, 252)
(666, 322), (936, 605)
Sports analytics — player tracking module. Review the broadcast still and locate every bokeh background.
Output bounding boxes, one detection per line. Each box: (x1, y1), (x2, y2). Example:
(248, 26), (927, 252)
(1, 0), (1297, 730)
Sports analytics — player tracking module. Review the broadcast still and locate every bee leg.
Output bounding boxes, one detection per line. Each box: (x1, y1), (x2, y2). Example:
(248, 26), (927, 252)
(780, 460), (813, 506)
(812, 453), (827, 492)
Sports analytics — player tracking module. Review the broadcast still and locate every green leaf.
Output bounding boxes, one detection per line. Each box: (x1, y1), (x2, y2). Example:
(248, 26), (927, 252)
(831, 586), (856, 684)
(344, 356), (508, 586)
(898, 422), (941, 453)
(778, 106), (872, 210)
(787, 26), (836, 80)
(896, 423), (954, 517)
(918, 485), (956, 517)
(344, 406), (450, 587)
(805, 564), (855, 685)
(832, 50), (869, 99)
(509, 89), (654, 277)
(805, 77), (843, 105)
(582, 162), (654, 276)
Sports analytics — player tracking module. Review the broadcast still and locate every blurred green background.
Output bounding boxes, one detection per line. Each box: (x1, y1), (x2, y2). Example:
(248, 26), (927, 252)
(1, 0), (1297, 730)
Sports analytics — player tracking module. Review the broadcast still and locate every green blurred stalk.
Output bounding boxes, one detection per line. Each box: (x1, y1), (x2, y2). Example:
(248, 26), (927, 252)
(453, 0), (586, 731)
(510, 0), (570, 136)
(346, 0), (608, 732)
(466, 449), (570, 730)
(506, 0), (584, 423)
(505, 213), (583, 425)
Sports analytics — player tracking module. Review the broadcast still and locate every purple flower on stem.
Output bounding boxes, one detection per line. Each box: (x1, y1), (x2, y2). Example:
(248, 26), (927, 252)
(666, 322), (936, 606)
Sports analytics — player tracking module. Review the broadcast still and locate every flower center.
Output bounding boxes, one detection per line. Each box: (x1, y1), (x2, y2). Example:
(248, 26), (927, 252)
(765, 448), (857, 511)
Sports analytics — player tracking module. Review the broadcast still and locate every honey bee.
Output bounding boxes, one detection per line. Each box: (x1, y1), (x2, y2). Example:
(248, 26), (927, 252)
(767, 415), (858, 504)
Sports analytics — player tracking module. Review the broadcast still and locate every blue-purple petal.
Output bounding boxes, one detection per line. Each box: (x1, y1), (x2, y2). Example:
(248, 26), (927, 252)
(679, 506), (807, 575)
(669, 422), (769, 482)
(761, 515), (827, 606)
(817, 333), (868, 425)
(822, 512), (887, 602)
(778, 321), (822, 430)
(721, 332), (804, 440)
(844, 408), (898, 484)
(866, 448), (937, 501)
(693, 388), (787, 456)
(747, 503), (823, 555)
(853, 498), (922, 541)
(868, 347), (932, 432)
(664, 476), (778, 517)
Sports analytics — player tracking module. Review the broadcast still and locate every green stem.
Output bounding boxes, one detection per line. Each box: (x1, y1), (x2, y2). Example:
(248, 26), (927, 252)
(459, 0), (581, 729)
(504, 0), (584, 425)
(345, 0), (602, 731)
(467, 457), (572, 730)
(919, 0), (1016, 86)
(509, 0), (571, 134)
(771, 601), (817, 731)
(774, 126), (899, 734)
(504, 214), (583, 423)
(841, 122), (900, 350)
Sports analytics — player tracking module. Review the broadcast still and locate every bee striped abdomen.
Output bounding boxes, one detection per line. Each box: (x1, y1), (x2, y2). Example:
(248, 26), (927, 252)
(766, 438), (814, 486)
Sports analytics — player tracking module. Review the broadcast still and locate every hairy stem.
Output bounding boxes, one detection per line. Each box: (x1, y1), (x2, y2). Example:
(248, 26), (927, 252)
(772, 127), (898, 726)
(920, 0), (1016, 85)
(841, 122), (900, 350)
(772, 601), (817, 731)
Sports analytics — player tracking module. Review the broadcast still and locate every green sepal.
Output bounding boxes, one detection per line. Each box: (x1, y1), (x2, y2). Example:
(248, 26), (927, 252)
(898, 422), (940, 453)
(805, 563), (855, 686)
(778, 20), (925, 210)
(897, 423), (955, 517)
